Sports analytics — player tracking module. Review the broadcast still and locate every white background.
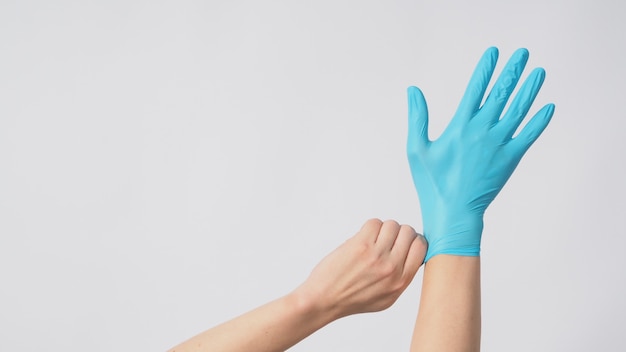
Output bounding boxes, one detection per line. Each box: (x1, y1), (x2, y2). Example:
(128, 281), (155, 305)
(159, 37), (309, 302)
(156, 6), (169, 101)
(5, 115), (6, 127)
(1, 0), (624, 351)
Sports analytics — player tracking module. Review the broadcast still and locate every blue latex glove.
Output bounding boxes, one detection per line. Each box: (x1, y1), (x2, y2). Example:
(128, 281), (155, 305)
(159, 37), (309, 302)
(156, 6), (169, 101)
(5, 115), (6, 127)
(407, 47), (555, 262)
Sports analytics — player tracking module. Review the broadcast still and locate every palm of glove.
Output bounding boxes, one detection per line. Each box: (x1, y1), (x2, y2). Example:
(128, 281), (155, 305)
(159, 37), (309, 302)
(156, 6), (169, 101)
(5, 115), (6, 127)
(407, 47), (555, 262)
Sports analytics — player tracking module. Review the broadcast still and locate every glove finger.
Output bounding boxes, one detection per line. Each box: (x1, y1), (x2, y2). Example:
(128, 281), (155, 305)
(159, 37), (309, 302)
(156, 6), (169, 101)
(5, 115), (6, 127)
(407, 86), (429, 149)
(479, 48), (529, 125)
(509, 103), (555, 153)
(455, 47), (499, 120)
(496, 67), (546, 140)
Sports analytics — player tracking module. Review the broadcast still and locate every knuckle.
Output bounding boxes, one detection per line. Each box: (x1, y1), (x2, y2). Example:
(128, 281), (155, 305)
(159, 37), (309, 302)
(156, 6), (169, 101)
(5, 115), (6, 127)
(407, 144), (422, 159)
(382, 219), (400, 233)
(493, 87), (510, 104)
(380, 297), (396, 311)
(415, 234), (428, 249)
(399, 224), (417, 237)
(365, 218), (383, 229)
(399, 276), (412, 288)
(383, 219), (399, 227)
(365, 249), (383, 266)
(407, 147), (428, 164)
(378, 260), (397, 277)
(355, 240), (372, 256)
(392, 280), (408, 294)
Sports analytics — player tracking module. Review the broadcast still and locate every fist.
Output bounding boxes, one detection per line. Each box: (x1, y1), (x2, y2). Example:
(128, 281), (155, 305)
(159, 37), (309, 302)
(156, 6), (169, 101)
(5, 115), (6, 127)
(296, 219), (428, 319)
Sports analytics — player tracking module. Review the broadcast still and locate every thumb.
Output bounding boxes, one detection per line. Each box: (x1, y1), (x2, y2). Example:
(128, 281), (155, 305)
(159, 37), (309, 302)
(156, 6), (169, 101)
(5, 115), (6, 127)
(407, 86), (430, 148)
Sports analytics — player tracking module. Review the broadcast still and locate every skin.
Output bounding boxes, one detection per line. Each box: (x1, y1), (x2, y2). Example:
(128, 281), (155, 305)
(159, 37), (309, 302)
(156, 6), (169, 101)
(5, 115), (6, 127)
(168, 218), (427, 352)
(410, 256), (481, 352)
(169, 47), (552, 352)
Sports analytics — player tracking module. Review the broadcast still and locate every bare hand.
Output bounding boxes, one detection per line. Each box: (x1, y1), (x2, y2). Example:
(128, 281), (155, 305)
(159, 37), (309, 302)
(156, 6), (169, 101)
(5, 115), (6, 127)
(294, 219), (428, 319)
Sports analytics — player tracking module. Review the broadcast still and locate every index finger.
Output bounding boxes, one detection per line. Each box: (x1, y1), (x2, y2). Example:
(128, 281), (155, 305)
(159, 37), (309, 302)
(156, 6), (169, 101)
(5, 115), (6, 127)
(354, 218), (383, 243)
(455, 47), (499, 119)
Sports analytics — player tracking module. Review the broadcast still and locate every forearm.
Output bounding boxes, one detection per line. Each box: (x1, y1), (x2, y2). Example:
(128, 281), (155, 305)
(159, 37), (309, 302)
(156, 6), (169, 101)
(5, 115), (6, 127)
(168, 219), (427, 352)
(168, 289), (336, 352)
(411, 255), (481, 352)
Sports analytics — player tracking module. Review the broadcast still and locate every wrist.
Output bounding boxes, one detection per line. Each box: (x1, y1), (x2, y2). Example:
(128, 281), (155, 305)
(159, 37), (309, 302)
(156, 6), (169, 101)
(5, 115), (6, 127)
(422, 209), (484, 262)
(288, 285), (339, 328)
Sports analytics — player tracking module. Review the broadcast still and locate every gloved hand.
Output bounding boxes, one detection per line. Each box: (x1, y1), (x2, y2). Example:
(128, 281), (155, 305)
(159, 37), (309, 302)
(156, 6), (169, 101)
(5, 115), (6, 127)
(407, 47), (555, 262)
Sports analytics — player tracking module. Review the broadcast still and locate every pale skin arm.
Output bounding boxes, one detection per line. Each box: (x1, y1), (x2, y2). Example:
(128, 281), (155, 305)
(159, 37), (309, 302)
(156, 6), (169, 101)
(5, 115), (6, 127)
(410, 255), (481, 352)
(168, 219), (428, 352)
